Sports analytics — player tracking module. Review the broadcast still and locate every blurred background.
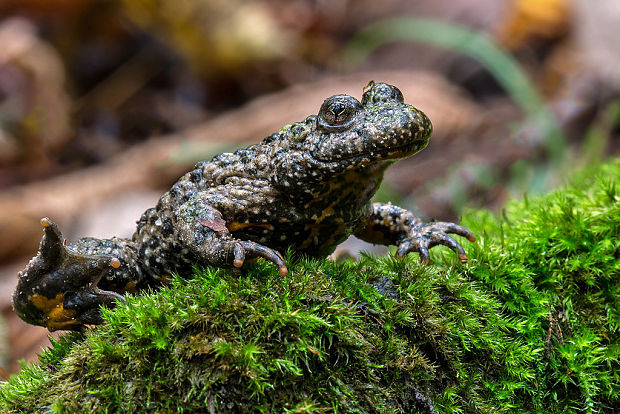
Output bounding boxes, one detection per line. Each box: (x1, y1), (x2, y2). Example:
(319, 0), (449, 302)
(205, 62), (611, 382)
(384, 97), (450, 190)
(0, 0), (618, 376)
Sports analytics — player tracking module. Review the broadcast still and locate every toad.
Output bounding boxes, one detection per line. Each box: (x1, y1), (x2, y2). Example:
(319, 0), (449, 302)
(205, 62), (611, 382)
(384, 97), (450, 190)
(13, 81), (475, 331)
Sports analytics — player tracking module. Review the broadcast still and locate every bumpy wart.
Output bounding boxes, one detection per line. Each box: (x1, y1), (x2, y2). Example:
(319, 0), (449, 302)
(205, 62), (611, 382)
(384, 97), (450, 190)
(13, 81), (475, 331)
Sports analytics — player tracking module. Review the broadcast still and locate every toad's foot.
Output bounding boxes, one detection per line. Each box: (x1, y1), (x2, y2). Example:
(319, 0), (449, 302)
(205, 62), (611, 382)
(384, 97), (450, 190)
(12, 218), (125, 331)
(175, 195), (288, 277)
(184, 236), (288, 277)
(355, 203), (476, 265)
(231, 240), (288, 277)
(395, 222), (476, 264)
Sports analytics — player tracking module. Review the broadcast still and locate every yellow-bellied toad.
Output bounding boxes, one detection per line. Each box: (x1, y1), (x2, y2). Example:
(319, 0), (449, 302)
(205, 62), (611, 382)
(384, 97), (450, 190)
(13, 81), (475, 331)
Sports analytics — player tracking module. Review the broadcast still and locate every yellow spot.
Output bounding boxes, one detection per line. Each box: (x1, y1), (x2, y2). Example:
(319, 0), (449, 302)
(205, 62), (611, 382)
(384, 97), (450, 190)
(154, 274), (173, 284)
(31, 293), (64, 314)
(40, 217), (51, 227)
(227, 222), (274, 232)
(29, 293), (79, 331)
(300, 207), (335, 249)
(110, 257), (121, 268)
(300, 168), (382, 249)
(323, 222), (348, 247)
(48, 319), (82, 331)
(320, 207), (335, 219)
(124, 280), (137, 294)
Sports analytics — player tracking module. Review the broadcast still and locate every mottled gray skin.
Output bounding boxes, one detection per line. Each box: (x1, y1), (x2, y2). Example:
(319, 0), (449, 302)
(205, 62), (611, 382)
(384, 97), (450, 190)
(13, 82), (475, 331)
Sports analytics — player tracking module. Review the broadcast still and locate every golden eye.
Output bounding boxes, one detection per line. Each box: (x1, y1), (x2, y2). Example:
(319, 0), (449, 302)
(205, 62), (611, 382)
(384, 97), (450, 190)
(318, 95), (362, 131)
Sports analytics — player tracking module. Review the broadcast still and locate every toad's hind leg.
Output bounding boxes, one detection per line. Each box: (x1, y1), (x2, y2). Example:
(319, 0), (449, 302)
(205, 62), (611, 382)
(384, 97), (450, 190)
(175, 194), (288, 276)
(13, 218), (126, 331)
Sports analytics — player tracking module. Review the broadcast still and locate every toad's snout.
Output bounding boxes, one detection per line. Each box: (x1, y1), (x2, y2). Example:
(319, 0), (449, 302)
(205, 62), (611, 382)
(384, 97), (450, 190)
(404, 104), (432, 145)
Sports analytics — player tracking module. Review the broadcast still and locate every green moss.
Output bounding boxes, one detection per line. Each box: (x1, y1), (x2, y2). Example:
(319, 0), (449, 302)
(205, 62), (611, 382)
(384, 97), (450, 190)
(1, 159), (618, 413)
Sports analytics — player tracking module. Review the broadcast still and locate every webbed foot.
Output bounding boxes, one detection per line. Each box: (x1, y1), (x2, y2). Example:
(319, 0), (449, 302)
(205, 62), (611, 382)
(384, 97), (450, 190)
(13, 218), (125, 331)
(396, 221), (476, 264)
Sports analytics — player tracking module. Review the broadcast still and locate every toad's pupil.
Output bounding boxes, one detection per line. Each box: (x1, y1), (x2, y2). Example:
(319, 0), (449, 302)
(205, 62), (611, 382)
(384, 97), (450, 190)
(329, 103), (348, 124)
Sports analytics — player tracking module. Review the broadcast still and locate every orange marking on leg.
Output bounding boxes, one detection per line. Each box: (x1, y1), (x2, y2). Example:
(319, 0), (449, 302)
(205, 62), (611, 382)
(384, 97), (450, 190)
(153, 274), (173, 284)
(124, 280), (137, 294)
(227, 222), (274, 232)
(29, 293), (80, 331)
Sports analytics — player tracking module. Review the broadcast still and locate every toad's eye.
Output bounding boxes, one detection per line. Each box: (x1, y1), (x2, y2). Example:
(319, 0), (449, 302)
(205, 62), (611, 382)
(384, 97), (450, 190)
(318, 95), (362, 131)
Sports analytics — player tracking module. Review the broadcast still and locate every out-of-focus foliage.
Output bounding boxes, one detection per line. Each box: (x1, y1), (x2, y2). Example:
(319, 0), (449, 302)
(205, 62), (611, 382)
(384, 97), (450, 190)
(0, 19), (71, 168)
(120, 0), (296, 74)
(495, 0), (571, 50)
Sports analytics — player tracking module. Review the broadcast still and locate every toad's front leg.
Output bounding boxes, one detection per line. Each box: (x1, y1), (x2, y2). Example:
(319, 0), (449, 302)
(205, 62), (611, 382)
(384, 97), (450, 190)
(354, 202), (476, 264)
(175, 194), (288, 276)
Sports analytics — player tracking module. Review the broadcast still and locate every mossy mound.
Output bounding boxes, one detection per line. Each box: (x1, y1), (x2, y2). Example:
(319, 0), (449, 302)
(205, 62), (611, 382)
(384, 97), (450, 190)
(1, 160), (618, 413)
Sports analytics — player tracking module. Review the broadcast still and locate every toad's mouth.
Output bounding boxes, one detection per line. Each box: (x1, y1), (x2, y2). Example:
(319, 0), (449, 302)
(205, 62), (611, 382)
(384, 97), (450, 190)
(312, 139), (427, 165)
